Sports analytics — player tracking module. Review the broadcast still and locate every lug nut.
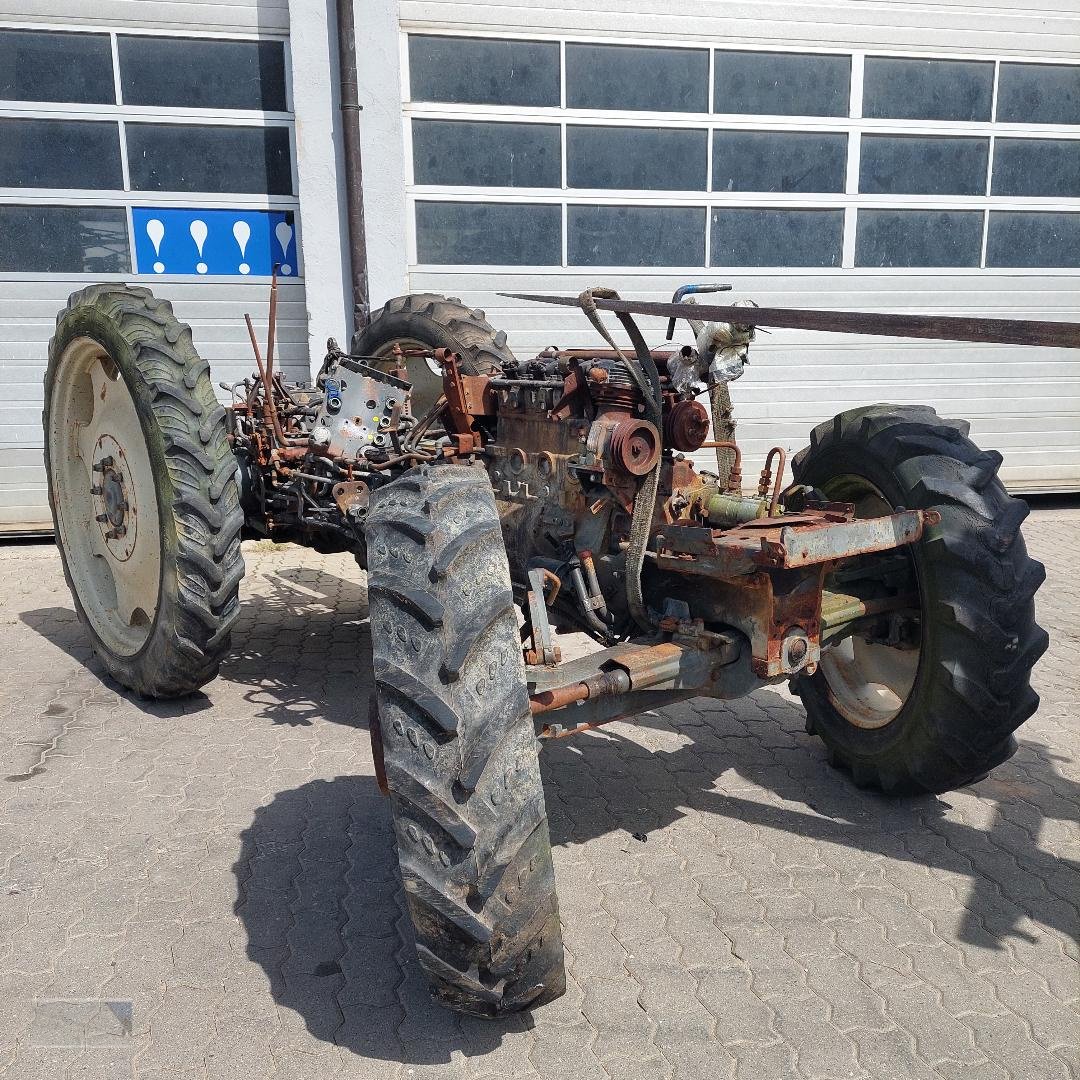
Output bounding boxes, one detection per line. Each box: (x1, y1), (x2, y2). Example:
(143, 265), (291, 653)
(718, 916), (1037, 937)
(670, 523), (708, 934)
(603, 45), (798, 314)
(95, 513), (109, 523)
(92, 456), (114, 472)
(90, 485), (103, 496)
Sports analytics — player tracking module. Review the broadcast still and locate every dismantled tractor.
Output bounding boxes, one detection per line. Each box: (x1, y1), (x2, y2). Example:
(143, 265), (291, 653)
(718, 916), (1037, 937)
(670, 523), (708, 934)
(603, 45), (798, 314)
(45, 279), (1048, 1016)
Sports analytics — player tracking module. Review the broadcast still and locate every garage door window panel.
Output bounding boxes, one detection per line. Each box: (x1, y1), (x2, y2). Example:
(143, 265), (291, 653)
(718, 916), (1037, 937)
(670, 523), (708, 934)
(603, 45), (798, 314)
(412, 120), (560, 188)
(0, 29), (114, 104)
(855, 209), (983, 267)
(714, 51), (850, 117)
(568, 205), (705, 267)
(0, 205), (129, 273)
(987, 212), (1080, 268)
(409, 36), (559, 107)
(566, 43), (708, 113)
(998, 63), (1080, 127)
(0, 118), (122, 190)
(712, 130), (847, 193)
(860, 135), (988, 196)
(863, 57), (993, 122)
(415, 201), (560, 265)
(127, 124), (294, 195)
(567, 127), (707, 191)
(118, 36), (287, 111)
(710, 209), (844, 267)
(992, 139), (1080, 199)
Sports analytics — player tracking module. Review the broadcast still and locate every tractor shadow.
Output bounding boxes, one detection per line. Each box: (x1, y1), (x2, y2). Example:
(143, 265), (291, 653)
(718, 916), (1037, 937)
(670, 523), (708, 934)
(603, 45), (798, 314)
(22, 562), (1077, 1061)
(226, 569), (1078, 1063)
(215, 559), (374, 729)
(232, 721), (1079, 1064)
(20, 558), (372, 726)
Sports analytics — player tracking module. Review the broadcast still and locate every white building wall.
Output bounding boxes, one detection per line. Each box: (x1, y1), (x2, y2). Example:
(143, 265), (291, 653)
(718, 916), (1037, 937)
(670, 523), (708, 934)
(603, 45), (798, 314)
(375, 0), (1080, 493)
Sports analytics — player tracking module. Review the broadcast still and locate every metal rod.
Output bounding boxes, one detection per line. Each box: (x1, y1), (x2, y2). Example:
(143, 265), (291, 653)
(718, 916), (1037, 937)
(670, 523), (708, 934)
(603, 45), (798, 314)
(502, 292), (1080, 350)
(265, 268), (278, 383)
(336, 0), (370, 333)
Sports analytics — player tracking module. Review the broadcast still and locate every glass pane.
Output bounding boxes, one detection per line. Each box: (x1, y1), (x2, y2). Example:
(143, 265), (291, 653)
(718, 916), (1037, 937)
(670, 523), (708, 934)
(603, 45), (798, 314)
(409, 36), (559, 107)
(0, 118), (122, 189)
(118, 36), (287, 111)
(987, 212), (1080, 268)
(0, 205), (129, 273)
(714, 51), (850, 116)
(863, 57), (992, 121)
(568, 205), (705, 266)
(713, 130), (847, 193)
(412, 120), (560, 187)
(567, 127), (707, 191)
(710, 208), (844, 266)
(415, 202), (561, 264)
(127, 124), (293, 195)
(566, 43), (708, 112)
(855, 210), (983, 267)
(0, 29), (114, 104)
(859, 135), (988, 196)
(992, 139), (1080, 198)
(998, 63), (1080, 126)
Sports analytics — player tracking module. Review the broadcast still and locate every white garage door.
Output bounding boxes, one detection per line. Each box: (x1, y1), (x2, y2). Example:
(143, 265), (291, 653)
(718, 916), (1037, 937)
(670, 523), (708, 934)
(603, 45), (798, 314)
(0, 6), (307, 533)
(397, 7), (1080, 493)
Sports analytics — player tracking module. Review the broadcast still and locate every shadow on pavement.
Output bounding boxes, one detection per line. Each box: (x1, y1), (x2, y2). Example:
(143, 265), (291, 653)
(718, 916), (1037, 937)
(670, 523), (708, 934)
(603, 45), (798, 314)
(233, 716), (1078, 1061)
(20, 605), (214, 716)
(232, 773), (537, 1064)
(24, 566), (1077, 1055)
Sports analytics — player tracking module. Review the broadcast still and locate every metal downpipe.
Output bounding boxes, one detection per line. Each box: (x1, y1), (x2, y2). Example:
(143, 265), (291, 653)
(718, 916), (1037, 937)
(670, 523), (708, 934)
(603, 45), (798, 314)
(336, 0), (371, 333)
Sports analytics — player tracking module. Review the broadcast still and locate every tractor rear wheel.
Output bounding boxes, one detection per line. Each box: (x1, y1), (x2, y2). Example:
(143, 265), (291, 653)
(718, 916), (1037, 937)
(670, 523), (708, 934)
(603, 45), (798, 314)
(365, 463), (565, 1016)
(350, 293), (514, 417)
(791, 404), (1047, 794)
(45, 284), (245, 697)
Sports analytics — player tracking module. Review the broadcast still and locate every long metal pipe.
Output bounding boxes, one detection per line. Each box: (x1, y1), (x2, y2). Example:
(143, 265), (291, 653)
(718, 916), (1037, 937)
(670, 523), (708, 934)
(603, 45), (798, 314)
(336, 0), (370, 333)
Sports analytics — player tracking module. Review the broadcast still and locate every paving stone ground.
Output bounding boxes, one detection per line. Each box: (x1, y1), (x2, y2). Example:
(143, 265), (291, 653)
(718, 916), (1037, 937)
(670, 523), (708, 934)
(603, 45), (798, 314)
(0, 504), (1077, 1079)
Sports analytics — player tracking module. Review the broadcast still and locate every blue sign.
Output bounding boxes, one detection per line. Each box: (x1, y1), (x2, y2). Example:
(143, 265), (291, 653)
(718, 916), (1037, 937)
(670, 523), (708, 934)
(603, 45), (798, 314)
(132, 208), (298, 278)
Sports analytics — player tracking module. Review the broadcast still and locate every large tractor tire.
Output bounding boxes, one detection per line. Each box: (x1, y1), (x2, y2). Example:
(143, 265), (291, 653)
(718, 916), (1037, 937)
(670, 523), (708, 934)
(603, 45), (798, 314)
(791, 404), (1047, 794)
(366, 463), (565, 1016)
(350, 293), (515, 417)
(45, 284), (245, 697)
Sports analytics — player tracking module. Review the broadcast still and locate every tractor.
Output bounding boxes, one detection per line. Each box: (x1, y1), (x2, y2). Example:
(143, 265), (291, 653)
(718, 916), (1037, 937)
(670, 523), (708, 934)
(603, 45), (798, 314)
(43, 279), (1047, 1016)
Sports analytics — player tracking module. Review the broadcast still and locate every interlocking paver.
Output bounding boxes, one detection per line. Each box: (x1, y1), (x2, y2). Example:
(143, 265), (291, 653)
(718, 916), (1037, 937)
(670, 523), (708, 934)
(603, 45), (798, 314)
(1, 505), (1078, 1078)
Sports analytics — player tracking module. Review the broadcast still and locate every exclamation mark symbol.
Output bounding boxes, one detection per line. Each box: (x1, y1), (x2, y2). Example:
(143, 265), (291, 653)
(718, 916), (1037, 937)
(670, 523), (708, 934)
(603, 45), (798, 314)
(190, 219), (209, 274)
(146, 219), (166, 274)
(275, 220), (294, 275)
(233, 220), (251, 275)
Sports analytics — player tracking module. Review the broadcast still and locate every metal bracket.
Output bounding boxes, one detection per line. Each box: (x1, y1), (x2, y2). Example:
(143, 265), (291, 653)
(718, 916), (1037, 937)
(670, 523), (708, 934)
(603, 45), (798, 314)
(525, 567), (561, 667)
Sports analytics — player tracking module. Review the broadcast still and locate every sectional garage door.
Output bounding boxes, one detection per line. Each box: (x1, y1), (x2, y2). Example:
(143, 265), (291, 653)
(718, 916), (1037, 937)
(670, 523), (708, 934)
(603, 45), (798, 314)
(0, 7), (307, 532)
(398, 8), (1080, 492)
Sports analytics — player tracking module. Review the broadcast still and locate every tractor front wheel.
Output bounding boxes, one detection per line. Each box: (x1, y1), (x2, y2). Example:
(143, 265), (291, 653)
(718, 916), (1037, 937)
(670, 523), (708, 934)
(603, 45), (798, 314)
(45, 285), (245, 697)
(791, 404), (1047, 794)
(365, 463), (565, 1015)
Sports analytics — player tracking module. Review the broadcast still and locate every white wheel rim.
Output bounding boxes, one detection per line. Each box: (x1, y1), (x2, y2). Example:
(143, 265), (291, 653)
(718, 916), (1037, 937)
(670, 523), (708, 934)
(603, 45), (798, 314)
(818, 477), (921, 730)
(48, 337), (162, 657)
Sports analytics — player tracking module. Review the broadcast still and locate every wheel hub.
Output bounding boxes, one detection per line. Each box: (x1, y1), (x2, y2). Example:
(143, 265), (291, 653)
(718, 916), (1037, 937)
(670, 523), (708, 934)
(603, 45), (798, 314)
(91, 434), (138, 561)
